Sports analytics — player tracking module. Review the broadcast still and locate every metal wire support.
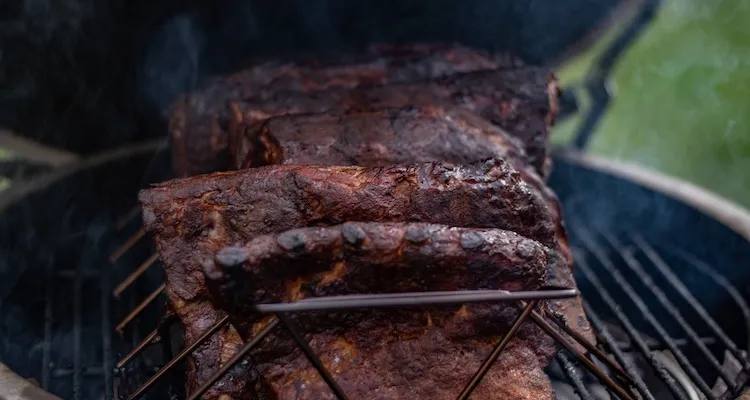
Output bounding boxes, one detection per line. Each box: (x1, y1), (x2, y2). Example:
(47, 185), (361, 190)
(251, 289), (577, 313)
(116, 314), (176, 369)
(528, 308), (635, 400)
(187, 318), (280, 400)
(545, 310), (632, 385)
(276, 313), (350, 400)
(113, 253), (159, 298)
(109, 227), (146, 263)
(115, 283), (165, 333)
(120, 288), (640, 400)
(126, 315), (230, 400)
(456, 300), (538, 400)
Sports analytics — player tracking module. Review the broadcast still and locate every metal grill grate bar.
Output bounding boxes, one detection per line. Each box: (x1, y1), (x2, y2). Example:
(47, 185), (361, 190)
(601, 232), (736, 388)
(674, 250), (750, 353)
(126, 315), (229, 400)
(73, 261), (83, 400)
(101, 257), (113, 400)
(574, 249), (691, 400)
(584, 301), (657, 400)
(577, 228), (717, 399)
(114, 253), (159, 298)
(633, 235), (750, 370)
(557, 351), (596, 400)
(109, 228), (145, 264)
(42, 258), (54, 390)
(115, 207), (141, 231)
(116, 315), (175, 369)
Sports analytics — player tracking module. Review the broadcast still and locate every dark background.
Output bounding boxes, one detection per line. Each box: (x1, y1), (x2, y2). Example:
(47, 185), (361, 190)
(0, 0), (620, 156)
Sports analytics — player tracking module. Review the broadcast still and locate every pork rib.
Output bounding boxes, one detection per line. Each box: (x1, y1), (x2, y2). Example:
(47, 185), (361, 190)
(235, 104), (569, 264)
(227, 67), (557, 174)
(139, 159), (566, 398)
(237, 105), (527, 169)
(140, 159), (560, 304)
(168, 44), (509, 176)
(201, 222), (564, 400)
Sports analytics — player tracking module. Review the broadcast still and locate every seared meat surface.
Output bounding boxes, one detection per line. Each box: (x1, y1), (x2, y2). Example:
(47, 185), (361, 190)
(169, 44), (510, 176)
(140, 159), (583, 398)
(204, 222), (564, 319)
(234, 104), (570, 265)
(227, 67), (557, 174)
(140, 43), (586, 400)
(237, 105), (526, 169)
(201, 222), (563, 399)
(140, 159), (559, 263)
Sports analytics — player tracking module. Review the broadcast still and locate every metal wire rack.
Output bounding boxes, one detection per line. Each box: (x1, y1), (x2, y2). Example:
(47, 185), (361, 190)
(110, 243), (633, 400)
(108, 219), (750, 400)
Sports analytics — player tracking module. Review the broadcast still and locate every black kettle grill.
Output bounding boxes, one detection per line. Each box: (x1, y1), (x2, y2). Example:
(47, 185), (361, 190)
(2, 0), (749, 399)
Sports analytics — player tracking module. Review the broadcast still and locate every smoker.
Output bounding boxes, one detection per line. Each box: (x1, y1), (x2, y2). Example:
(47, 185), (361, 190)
(1, 0), (748, 399)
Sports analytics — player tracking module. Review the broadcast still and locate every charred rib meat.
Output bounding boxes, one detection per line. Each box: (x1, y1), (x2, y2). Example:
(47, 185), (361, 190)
(226, 66), (557, 175)
(139, 159), (578, 398)
(140, 43), (585, 400)
(236, 105), (527, 169)
(169, 44), (510, 176)
(201, 222), (564, 399)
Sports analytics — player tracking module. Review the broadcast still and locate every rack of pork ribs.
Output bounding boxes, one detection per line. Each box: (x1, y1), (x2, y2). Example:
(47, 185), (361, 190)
(122, 44), (634, 400)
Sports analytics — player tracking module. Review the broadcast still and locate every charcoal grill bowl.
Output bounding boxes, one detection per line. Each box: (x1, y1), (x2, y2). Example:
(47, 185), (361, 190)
(1, 144), (749, 399)
(0, 140), (171, 399)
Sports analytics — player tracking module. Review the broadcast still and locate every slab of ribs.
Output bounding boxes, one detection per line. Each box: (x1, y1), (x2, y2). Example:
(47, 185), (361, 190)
(139, 43), (593, 399)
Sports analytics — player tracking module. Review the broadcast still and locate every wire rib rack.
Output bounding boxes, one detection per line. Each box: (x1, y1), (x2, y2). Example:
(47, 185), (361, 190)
(108, 215), (750, 400)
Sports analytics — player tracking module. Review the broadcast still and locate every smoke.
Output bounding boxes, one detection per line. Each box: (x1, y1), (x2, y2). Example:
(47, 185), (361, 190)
(139, 15), (204, 114)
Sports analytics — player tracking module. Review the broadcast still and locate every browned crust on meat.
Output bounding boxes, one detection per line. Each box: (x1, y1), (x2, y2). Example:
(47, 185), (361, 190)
(237, 105), (527, 169)
(204, 222), (563, 317)
(139, 159), (566, 398)
(226, 67), (556, 175)
(140, 159), (558, 258)
(168, 44), (506, 177)
(200, 223), (562, 400)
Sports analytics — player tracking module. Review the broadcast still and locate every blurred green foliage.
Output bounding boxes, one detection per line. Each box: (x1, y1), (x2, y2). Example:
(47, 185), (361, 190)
(553, 0), (750, 208)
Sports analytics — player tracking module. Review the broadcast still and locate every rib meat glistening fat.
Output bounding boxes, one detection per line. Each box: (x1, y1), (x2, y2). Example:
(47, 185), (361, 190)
(140, 43), (589, 399)
(169, 43), (517, 177)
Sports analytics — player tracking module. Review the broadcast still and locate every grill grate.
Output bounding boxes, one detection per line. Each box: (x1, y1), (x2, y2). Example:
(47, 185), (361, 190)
(114, 274), (607, 400)
(107, 211), (630, 399)
(567, 227), (750, 400)
(2, 143), (749, 400)
(107, 216), (750, 400)
(29, 227), (119, 399)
